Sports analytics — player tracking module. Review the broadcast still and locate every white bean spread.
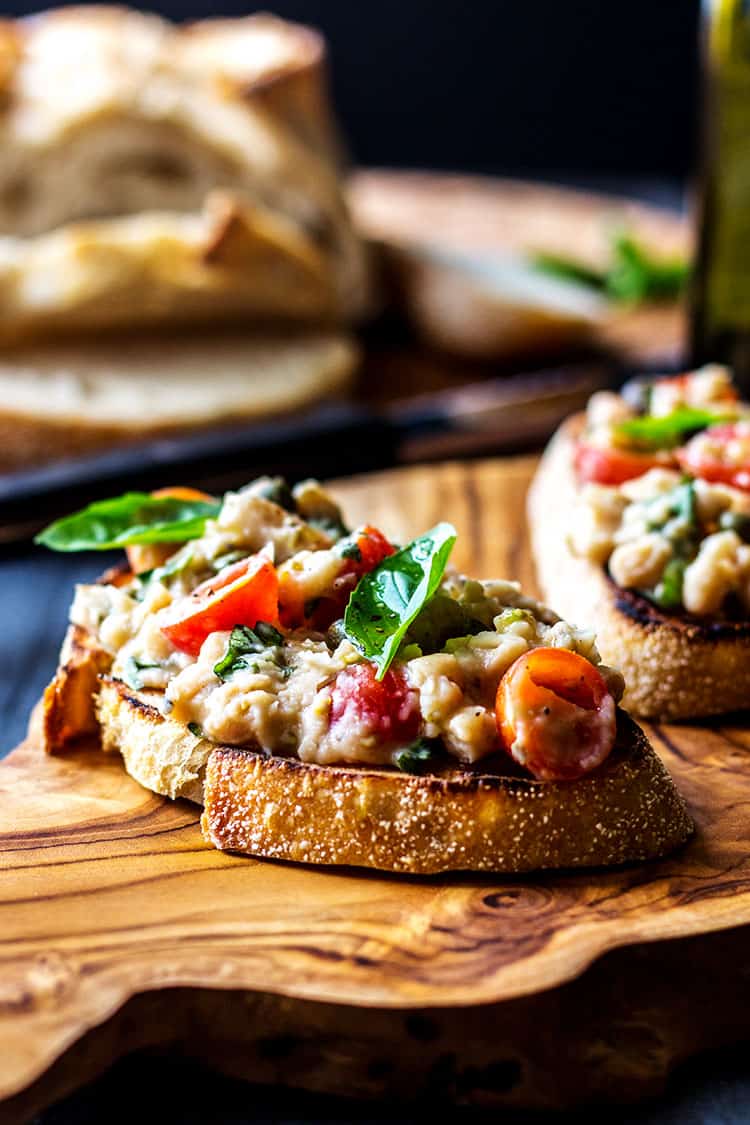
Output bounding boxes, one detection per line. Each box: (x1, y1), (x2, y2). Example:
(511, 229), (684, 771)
(570, 365), (750, 616)
(69, 478), (622, 769)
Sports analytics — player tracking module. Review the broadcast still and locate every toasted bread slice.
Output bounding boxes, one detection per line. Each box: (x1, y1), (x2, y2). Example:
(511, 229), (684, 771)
(528, 414), (750, 720)
(0, 329), (356, 471)
(43, 632), (692, 875)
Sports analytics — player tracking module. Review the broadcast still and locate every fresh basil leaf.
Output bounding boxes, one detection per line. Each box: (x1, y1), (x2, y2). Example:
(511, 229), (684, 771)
(531, 252), (607, 291)
(394, 738), (441, 774)
(532, 231), (689, 305)
(641, 557), (687, 611)
(213, 622), (283, 681)
(343, 522), (457, 680)
(615, 408), (728, 450)
(36, 492), (221, 552)
(121, 655), (161, 690)
(187, 721), (205, 739)
(254, 477), (296, 513)
(404, 593), (485, 655)
(607, 234), (690, 303)
(339, 541), (363, 562)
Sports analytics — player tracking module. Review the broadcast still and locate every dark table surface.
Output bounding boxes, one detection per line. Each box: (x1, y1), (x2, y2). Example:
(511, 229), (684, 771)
(6, 176), (750, 1123)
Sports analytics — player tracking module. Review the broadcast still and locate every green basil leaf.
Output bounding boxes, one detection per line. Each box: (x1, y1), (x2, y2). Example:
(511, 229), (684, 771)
(343, 522), (457, 680)
(531, 252), (607, 291)
(213, 622), (283, 682)
(187, 721), (205, 739)
(35, 492), (221, 552)
(607, 234), (690, 303)
(393, 738), (441, 774)
(615, 408), (728, 450)
(121, 655), (161, 690)
(641, 557), (687, 611)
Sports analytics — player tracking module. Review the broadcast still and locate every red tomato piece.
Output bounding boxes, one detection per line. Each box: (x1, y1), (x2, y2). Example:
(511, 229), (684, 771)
(574, 441), (670, 486)
(677, 422), (750, 491)
(279, 525), (395, 631)
(495, 647), (616, 781)
(329, 663), (420, 744)
(125, 486), (216, 575)
(161, 554), (279, 655)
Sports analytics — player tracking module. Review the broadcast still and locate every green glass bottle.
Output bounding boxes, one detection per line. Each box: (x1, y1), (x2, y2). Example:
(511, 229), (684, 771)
(691, 0), (750, 385)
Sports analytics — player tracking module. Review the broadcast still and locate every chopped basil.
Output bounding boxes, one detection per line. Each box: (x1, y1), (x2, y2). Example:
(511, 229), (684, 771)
(339, 542), (363, 562)
(187, 721), (205, 739)
(532, 231), (689, 305)
(394, 738), (440, 774)
(643, 557), (687, 611)
(36, 493), (221, 551)
(213, 622), (284, 681)
(121, 655), (161, 690)
(644, 480), (697, 542)
(343, 523), (457, 680)
(255, 477), (296, 513)
(615, 408), (729, 451)
(405, 593), (485, 655)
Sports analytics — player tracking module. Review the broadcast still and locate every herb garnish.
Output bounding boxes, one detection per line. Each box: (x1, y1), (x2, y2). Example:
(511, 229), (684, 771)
(36, 493), (220, 552)
(394, 738), (441, 774)
(615, 408), (729, 450)
(121, 655), (161, 690)
(533, 230), (690, 304)
(343, 523), (457, 680)
(213, 622), (285, 681)
(187, 721), (205, 739)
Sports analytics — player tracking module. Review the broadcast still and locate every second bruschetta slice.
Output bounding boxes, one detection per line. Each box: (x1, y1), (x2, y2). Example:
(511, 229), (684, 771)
(529, 364), (750, 719)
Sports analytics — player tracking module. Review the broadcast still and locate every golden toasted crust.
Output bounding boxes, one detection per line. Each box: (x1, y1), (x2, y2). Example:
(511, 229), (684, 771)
(201, 715), (691, 874)
(86, 674), (690, 875)
(42, 625), (113, 753)
(528, 414), (750, 720)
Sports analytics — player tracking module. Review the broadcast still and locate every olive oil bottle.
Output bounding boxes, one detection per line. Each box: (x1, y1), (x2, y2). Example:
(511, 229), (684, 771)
(691, 0), (750, 385)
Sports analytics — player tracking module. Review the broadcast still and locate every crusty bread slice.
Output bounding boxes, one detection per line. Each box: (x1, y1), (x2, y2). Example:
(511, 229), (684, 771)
(0, 329), (357, 471)
(528, 414), (750, 720)
(44, 631), (692, 875)
(0, 7), (368, 334)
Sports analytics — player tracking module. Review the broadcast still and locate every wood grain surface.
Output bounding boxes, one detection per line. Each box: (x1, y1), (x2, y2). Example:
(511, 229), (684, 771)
(351, 170), (689, 369)
(3, 457), (750, 1119)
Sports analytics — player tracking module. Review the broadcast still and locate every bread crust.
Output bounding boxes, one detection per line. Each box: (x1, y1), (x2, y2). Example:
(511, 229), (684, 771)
(528, 415), (750, 720)
(44, 645), (692, 874)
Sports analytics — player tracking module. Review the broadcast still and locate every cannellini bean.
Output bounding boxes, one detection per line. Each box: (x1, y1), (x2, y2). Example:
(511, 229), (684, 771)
(683, 530), (742, 615)
(609, 533), (673, 589)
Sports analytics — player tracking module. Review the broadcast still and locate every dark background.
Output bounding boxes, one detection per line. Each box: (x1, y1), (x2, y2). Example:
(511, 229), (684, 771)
(9, 0), (700, 181)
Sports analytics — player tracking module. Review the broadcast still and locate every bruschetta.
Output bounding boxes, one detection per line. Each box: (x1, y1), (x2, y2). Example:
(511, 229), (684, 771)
(529, 364), (750, 719)
(38, 477), (691, 873)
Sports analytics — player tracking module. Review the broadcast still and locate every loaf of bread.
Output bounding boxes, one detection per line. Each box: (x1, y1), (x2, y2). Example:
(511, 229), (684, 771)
(0, 6), (369, 340)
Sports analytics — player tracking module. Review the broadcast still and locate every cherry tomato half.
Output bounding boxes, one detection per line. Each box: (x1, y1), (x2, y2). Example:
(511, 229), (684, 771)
(677, 422), (750, 492)
(126, 487), (216, 575)
(574, 441), (670, 486)
(495, 647), (616, 781)
(161, 553), (279, 655)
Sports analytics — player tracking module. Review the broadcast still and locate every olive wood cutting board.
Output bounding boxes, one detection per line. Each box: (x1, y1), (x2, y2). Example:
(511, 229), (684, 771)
(3, 457), (750, 1121)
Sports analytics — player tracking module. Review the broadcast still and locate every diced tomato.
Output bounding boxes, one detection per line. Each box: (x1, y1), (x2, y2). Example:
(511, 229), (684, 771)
(574, 441), (670, 486)
(161, 554), (279, 655)
(344, 526), (395, 576)
(126, 486), (216, 575)
(279, 525), (395, 631)
(329, 663), (420, 745)
(677, 422), (750, 492)
(495, 647), (616, 781)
